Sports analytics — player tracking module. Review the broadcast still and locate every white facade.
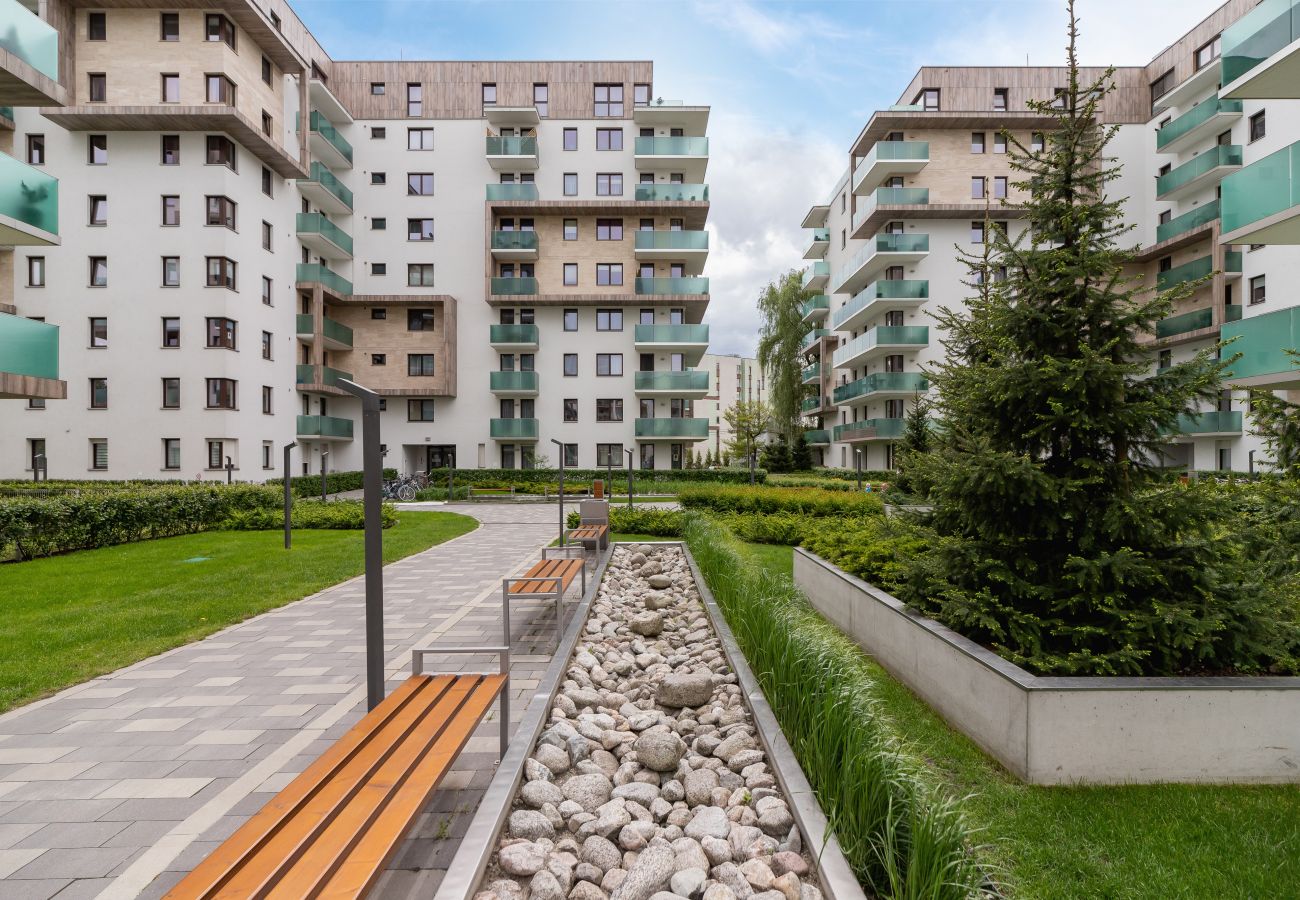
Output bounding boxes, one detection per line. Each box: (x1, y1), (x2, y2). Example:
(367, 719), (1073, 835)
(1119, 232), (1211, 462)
(697, 352), (765, 459)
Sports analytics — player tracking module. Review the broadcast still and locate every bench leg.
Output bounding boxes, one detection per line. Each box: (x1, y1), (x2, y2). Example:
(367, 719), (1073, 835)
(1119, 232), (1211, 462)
(502, 582), (512, 646)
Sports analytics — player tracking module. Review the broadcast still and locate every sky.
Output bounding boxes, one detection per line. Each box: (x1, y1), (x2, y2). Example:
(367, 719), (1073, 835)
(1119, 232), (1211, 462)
(292, 0), (1227, 355)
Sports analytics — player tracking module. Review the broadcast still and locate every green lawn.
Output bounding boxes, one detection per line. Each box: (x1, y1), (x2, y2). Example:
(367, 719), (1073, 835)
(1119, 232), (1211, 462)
(733, 540), (1300, 899)
(0, 511), (477, 713)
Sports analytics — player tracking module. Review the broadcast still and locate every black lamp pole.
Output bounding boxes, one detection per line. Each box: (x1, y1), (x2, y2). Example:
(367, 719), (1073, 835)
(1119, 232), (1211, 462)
(283, 441), (296, 549)
(626, 448), (634, 511)
(320, 449), (329, 502)
(551, 437), (565, 546)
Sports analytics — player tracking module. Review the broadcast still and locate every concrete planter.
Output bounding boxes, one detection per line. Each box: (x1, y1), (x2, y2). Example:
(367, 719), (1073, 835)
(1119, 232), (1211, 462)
(794, 548), (1300, 785)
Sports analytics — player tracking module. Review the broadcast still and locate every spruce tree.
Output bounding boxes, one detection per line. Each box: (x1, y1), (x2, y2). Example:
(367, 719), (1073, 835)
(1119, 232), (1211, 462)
(892, 394), (931, 497)
(791, 432), (813, 471)
(1245, 351), (1300, 476)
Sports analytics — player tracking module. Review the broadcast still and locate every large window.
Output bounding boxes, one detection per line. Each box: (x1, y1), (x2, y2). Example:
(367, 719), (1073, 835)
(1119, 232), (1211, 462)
(594, 83), (624, 117)
(596, 309), (623, 331)
(407, 264), (435, 286)
(408, 218), (435, 241)
(596, 443), (624, 467)
(596, 218), (623, 240)
(408, 354), (435, 376)
(596, 398), (623, 421)
(596, 173), (623, 196)
(596, 353), (623, 376)
(205, 14), (236, 49)
(206, 257), (237, 290)
(596, 263), (623, 286)
(407, 308), (436, 330)
(206, 195), (236, 229)
(408, 399), (435, 421)
(206, 378), (237, 409)
(407, 83), (422, 117)
(206, 317), (237, 349)
(596, 128), (623, 150)
(407, 128), (434, 150)
(407, 173), (435, 196)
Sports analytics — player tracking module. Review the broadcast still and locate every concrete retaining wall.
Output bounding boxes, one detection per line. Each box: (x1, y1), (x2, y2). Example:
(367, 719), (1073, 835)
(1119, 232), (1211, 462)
(794, 548), (1300, 785)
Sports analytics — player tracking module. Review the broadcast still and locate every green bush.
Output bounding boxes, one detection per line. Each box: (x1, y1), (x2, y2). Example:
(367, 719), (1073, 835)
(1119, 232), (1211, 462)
(565, 506), (685, 537)
(222, 500), (396, 531)
(425, 467), (766, 487)
(414, 485), (472, 501)
(678, 484), (885, 517)
(803, 516), (936, 594)
(266, 469), (398, 498)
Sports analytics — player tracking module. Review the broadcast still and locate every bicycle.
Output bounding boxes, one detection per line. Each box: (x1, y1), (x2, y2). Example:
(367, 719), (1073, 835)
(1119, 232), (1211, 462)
(382, 475), (418, 502)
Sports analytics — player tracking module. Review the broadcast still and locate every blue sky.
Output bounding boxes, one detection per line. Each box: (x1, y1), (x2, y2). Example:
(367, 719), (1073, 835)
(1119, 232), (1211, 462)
(293, 0), (1225, 354)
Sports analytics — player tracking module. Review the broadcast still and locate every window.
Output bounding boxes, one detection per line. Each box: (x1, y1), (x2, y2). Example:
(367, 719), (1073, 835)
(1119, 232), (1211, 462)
(162, 256), (180, 286)
(563, 173), (578, 196)
(407, 264), (435, 287)
(562, 127), (578, 151)
(88, 194), (107, 226)
(160, 12), (179, 40)
(993, 176), (1008, 199)
(87, 11), (106, 40)
(87, 73), (106, 101)
(407, 83), (422, 116)
(1150, 68), (1175, 103)
(596, 353), (623, 376)
(596, 128), (623, 150)
(408, 399), (435, 421)
(596, 398), (623, 421)
(206, 13), (236, 48)
(563, 219), (578, 241)
(1051, 87), (1069, 109)
(594, 83), (624, 116)
(407, 308), (436, 331)
(561, 398), (579, 422)
(1250, 110), (1266, 142)
(89, 317), (107, 348)
(563, 263), (578, 286)
(162, 378), (180, 408)
(1249, 274), (1266, 305)
(407, 218), (434, 241)
(372, 126), (386, 140)
(206, 195), (236, 229)
(596, 263), (623, 286)
(255, 276), (270, 307)
(560, 309), (578, 333)
(205, 378), (237, 409)
(261, 330), (272, 360)
(597, 443), (624, 467)
(372, 218), (387, 232)
(971, 177), (986, 199)
(206, 256), (236, 290)
(971, 132), (985, 153)
(88, 134), (108, 164)
(261, 111), (272, 136)
(1158, 349), (1172, 370)
(161, 134), (179, 164)
(563, 353), (578, 376)
(206, 441), (225, 469)
(261, 385), (273, 414)
(91, 441), (108, 471)
(596, 218), (623, 240)
(206, 317), (236, 349)
(89, 378), (108, 409)
(408, 354), (435, 376)
(161, 73), (180, 103)
(478, 82), (497, 108)
(634, 83), (651, 107)
(1195, 35), (1221, 71)
(162, 317), (180, 348)
(262, 56), (273, 86)
(407, 127), (434, 150)
(89, 256), (107, 286)
(261, 220), (272, 250)
(562, 444), (578, 467)
(206, 135), (236, 169)
(971, 222), (986, 244)
(407, 173), (434, 195)
(918, 88), (939, 111)
(993, 87), (1008, 111)
(993, 133), (1006, 154)
(26, 134), (43, 165)
(27, 256), (44, 287)
(596, 173), (623, 196)
(370, 82), (385, 95)
(596, 309), (623, 331)
(160, 194), (180, 226)
(262, 442), (273, 470)
(205, 74), (235, 104)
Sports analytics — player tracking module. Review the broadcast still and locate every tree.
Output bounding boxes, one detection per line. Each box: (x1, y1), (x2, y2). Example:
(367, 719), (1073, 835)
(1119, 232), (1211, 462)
(892, 394), (932, 497)
(725, 399), (771, 475)
(756, 270), (815, 440)
(1245, 350), (1300, 475)
(760, 438), (792, 473)
(901, 2), (1284, 677)
(790, 432), (813, 471)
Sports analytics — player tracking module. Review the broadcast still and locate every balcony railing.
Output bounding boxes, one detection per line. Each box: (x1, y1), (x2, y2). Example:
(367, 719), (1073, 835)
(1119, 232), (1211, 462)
(295, 364), (353, 388)
(296, 262), (353, 296)
(634, 370), (709, 392)
(802, 328), (829, 347)
(831, 280), (930, 331)
(0, 312), (59, 380)
(1221, 0), (1300, 85)
(1155, 145), (1242, 198)
(491, 277), (538, 295)
(1155, 199), (1220, 244)
(804, 429), (831, 445)
(801, 362), (821, 383)
(802, 261), (829, 289)
(0, 152), (58, 236)
(490, 370), (539, 393)
(634, 230), (709, 251)
(634, 136), (709, 156)
(305, 161), (353, 210)
(1221, 140), (1300, 240)
(296, 414), (353, 439)
(490, 418), (539, 440)
(800, 295), (830, 320)
(489, 323), (540, 345)
(1222, 306), (1300, 384)
(833, 326), (930, 367)
(833, 418), (907, 442)
(1156, 255), (1213, 291)
(1155, 98), (1243, 152)
(832, 372), (929, 405)
(294, 313), (353, 346)
(635, 276), (709, 295)
(853, 140), (930, 192)
(852, 186), (931, 233)
(486, 183), (540, 201)
(296, 212), (353, 256)
(801, 396), (823, 413)
(1174, 410), (1244, 435)
(634, 324), (709, 345)
(1155, 307), (1214, 339)
(836, 232), (929, 291)
(303, 110), (353, 164)
(634, 417), (710, 439)
(634, 183), (709, 202)
(491, 230), (539, 252)
(0, 0), (58, 81)
(485, 135), (538, 156)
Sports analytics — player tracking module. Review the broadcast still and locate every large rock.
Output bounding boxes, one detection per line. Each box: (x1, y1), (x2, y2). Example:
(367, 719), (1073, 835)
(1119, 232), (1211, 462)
(683, 806), (730, 841)
(509, 809), (556, 841)
(610, 843), (675, 900)
(536, 743), (572, 775)
(657, 674), (714, 709)
(769, 852), (808, 877)
(670, 868), (708, 899)
(572, 883), (610, 900)
(522, 780), (565, 809)
(634, 732), (686, 772)
(647, 574), (673, 590)
(611, 782), (661, 807)
(564, 774), (614, 812)
(683, 769), (719, 806)
(500, 841), (547, 876)
(644, 592), (673, 611)
(531, 871), (566, 900)
(629, 613), (664, 637)
(580, 835), (623, 873)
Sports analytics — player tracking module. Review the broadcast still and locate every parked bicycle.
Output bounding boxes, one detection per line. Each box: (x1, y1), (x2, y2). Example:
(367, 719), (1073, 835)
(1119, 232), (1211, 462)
(382, 474), (419, 502)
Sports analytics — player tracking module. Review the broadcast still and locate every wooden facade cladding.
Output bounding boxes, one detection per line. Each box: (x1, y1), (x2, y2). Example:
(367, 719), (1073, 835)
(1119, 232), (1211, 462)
(1143, 0), (1255, 88)
(486, 199), (709, 230)
(485, 293), (709, 311)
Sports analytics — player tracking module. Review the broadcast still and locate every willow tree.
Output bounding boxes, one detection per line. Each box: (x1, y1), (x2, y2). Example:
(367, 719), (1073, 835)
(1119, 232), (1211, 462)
(756, 269), (813, 440)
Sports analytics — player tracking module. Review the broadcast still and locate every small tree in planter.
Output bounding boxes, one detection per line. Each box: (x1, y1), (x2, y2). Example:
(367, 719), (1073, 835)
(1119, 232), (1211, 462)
(891, 393), (932, 499)
(790, 432), (813, 471)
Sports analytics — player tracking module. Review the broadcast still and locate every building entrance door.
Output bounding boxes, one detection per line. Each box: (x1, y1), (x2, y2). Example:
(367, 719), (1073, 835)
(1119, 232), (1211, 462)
(426, 445), (456, 471)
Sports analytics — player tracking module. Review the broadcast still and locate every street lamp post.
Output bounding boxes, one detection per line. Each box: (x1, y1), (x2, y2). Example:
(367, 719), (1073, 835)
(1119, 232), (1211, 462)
(283, 442), (296, 550)
(748, 433), (756, 485)
(855, 449), (863, 492)
(320, 449), (329, 502)
(31, 453), (43, 483)
(551, 438), (565, 547)
(626, 448), (635, 511)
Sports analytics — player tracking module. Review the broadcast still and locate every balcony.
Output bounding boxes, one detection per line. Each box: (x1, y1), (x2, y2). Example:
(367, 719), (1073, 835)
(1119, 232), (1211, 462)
(1220, 140), (1300, 244)
(304, 110), (353, 169)
(1155, 199), (1219, 244)
(0, 0), (64, 106)
(490, 418), (539, 440)
(491, 277), (538, 296)
(299, 161), (353, 214)
(1155, 145), (1242, 200)
(1156, 255), (1213, 291)
(634, 324), (709, 365)
(634, 183), (709, 203)
(801, 362), (821, 384)
(489, 323), (539, 349)
(634, 136), (709, 181)
(633, 101), (710, 133)
(800, 295), (830, 323)
(833, 372), (929, 405)
(834, 232), (929, 295)
(296, 212), (353, 259)
(295, 313), (353, 349)
(833, 418), (907, 443)
(831, 280), (929, 333)
(1222, 306), (1300, 387)
(0, 152), (57, 244)
(1154, 307), (1215, 339)
(833, 325), (930, 369)
(491, 230), (539, 260)
(1221, 0), (1300, 98)
(295, 364), (353, 391)
(486, 183), (539, 202)
(634, 417), (709, 440)
(851, 186), (931, 237)
(0, 313), (64, 400)
(490, 370), (539, 396)
(852, 141), (930, 195)
(296, 262), (353, 298)
(1155, 98), (1243, 154)
(634, 230), (709, 261)
(801, 395), (824, 414)
(634, 370), (710, 398)
(802, 328), (830, 350)
(485, 135), (539, 171)
(804, 429), (831, 446)
(803, 228), (830, 260)
(1171, 410), (1244, 437)
(802, 261), (829, 290)
(296, 414), (354, 441)
(635, 276), (709, 295)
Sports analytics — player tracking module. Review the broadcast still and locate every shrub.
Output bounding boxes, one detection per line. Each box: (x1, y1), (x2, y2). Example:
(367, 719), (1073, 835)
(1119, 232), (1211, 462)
(565, 506), (684, 537)
(803, 516), (935, 594)
(222, 500), (396, 531)
(425, 467), (766, 487)
(267, 469), (398, 498)
(677, 484), (885, 517)
(414, 485), (472, 502)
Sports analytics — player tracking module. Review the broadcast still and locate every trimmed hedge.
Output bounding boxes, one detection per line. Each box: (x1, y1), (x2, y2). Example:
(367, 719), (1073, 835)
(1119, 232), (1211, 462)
(267, 469), (398, 498)
(677, 484), (886, 517)
(223, 500), (395, 531)
(426, 467), (766, 488)
(566, 506), (685, 537)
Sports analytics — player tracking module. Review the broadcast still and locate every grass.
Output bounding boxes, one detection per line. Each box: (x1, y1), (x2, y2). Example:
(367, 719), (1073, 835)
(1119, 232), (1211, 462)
(0, 511), (477, 713)
(732, 537), (1300, 899)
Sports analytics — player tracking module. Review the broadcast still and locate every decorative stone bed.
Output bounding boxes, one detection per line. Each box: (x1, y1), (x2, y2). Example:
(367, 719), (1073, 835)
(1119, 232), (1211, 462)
(472, 544), (835, 900)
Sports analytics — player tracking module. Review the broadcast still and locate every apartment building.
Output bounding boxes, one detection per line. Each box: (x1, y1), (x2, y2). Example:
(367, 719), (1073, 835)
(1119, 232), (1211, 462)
(800, 0), (1300, 474)
(0, 0), (712, 479)
(696, 352), (765, 458)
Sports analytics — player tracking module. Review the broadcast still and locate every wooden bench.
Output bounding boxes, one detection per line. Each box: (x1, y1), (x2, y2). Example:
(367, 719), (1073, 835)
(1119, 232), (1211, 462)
(502, 553), (586, 643)
(165, 645), (510, 900)
(567, 523), (609, 555)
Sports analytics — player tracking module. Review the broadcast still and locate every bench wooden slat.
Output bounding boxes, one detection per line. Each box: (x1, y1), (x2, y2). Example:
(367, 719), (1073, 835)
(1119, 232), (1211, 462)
(508, 558), (583, 595)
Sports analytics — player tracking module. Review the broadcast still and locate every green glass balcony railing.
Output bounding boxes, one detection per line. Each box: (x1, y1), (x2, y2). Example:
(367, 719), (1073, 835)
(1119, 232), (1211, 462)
(833, 418), (907, 442)
(831, 280), (930, 330)
(634, 370), (710, 392)
(0, 0), (58, 81)
(1227, 304), (1243, 324)
(486, 183), (540, 201)
(0, 313), (59, 380)
(305, 161), (353, 210)
(802, 328), (829, 346)
(302, 110), (353, 163)
(634, 417), (709, 439)
(1157, 255), (1213, 291)
(1221, 140), (1300, 237)
(296, 414), (353, 439)
(872, 186), (930, 206)
(490, 370), (539, 392)
(1221, 0), (1300, 85)
(801, 295), (830, 319)
(1174, 410), (1244, 434)
(295, 212), (353, 255)
(0, 152), (58, 236)
(294, 313), (353, 346)
(634, 183), (709, 202)
(804, 429), (831, 444)
(802, 261), (829, 288)
(1155, 307), (1214, 339)
(295, 364), (353, 388)
(491, 230), (539, 252)
(833, 326), (930, 367)
(1225, 250), (1243, 273)
(634, 136), (709, 156)
(1156, 98), (1243, 151)
(854, 141), (930, 186)
(801, 362), (821, 383)
(490, 323), (539, 345)
(0, 107), (12, 121)
(490, 418), (539, 440)
(1222, 306), (1300, 383)
(491, 277), (538, 295)
(634, 324), (710, 344)
(1155, 145), (1242, 198)
(634, 230), (709, 251)
(635, 277), (709, 295)
(832, 372), (929, 405)
(837, 233), (930, 289)
(1155, 199), (1220, 243)
(296, 262), (353, 296)
(486, 135), (538, 156)
(801, 396), (822, 412)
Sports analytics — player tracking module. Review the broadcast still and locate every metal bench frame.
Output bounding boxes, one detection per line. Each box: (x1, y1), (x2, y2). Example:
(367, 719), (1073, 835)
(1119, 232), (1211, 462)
(411, 645), (511, 757)
(502, 554), (586, 645)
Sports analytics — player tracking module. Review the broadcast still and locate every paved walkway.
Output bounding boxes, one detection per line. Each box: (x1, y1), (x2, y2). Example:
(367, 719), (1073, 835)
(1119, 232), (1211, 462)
(0, 503), (575, 900)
